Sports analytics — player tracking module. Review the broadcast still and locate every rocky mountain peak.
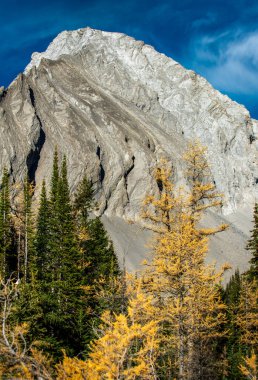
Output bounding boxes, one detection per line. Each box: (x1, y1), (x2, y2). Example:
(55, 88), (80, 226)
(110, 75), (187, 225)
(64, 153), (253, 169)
(25, 28), (138, 73)
(26, 28), (257, 211)
(0, 27), (257, 275)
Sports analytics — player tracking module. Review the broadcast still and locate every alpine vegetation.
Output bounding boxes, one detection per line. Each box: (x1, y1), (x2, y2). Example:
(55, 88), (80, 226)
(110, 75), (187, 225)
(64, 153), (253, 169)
(0, 143), (257, 379)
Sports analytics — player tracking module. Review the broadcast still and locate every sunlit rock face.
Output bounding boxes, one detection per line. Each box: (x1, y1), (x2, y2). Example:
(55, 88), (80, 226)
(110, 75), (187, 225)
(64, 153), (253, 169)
(0, 28), (257, 274)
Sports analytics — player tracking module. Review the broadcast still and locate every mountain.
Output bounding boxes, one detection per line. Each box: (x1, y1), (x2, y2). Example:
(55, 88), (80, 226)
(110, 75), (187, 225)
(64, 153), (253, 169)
(0, 27), (257, 278)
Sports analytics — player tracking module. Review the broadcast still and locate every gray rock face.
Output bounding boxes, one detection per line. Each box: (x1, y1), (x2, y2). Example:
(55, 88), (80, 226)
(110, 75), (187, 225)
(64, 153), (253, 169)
(0, 27), (257, 274)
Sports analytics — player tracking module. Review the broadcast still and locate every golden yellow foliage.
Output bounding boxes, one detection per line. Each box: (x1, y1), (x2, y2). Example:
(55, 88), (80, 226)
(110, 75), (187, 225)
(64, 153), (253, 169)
(239, 350), (257, 380)
(183, 140), (222, 211)
(56, 353), (88, 380)
(143, 213), (227, 378)
(142, 159), (179, 234)
(85, 282), (159, 380)
(0, 328), (53, 380)
(183, 140), (229, 235)
(57, 282), (159, 380)
(142, 149), (228, 379)
(143, 145), (228, 238)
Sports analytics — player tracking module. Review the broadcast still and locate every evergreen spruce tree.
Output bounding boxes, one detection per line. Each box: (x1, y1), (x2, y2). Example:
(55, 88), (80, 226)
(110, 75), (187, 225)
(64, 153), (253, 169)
(50, 147), (59, 204)
(12, 178), (50, 359)
(57, 156), (79, 277)
(223, 270), (245, 379)
(74, 175), (122, 344)
(246, 203), (258, 281)
(223, 267), (258, 379)
(47, 147), (61, 283)
(13, 153), (85, 360)
(54, 156), (85, 354)
(86, 217), (123, 322)
(220, 197), (258, 380)
(34, 180), (50, 280)
(36, 154), (85, 358)
(74, 175), (120, 285)
(9, 153), (122, 362)
(224, 269), (242, 306)
(236, 277), (258, 350)
(74, 175), (95, 224)
(22, 175), (34, 283)
(0, 168), (13, 279)
(86, 217), (120, 280)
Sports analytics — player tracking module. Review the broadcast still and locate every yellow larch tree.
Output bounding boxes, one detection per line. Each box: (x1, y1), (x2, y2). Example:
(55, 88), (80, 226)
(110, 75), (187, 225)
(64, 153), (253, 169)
(56, 354), (88, 380)
(239, 350), (257, 380)
(143, 209), (227, 379)
(56, 280), (160, 380)
(46, 142), (230, 379)
(142, 147), (229, 380)
(142, 159), (178, 234)
(183, 140), (228, 235)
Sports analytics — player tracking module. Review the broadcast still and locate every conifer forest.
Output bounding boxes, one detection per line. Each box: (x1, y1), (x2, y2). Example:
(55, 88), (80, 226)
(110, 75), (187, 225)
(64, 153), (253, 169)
(0, 142), (257, 379)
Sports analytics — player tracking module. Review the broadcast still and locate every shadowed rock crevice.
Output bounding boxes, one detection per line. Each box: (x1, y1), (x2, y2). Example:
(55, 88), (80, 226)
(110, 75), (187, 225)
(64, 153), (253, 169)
(26, 87), (46, 183)
(96, 145), (101, 159)
(156, 167), (163, 193)
(96, 146), (105, 185)
(146, 138), (156, 152)
(124, 155), (135, 200)
(26, 127), (46, 184)
(29, 88), (36, 108)
(249, 134), (256, 144)
(99, 163), (105, 184)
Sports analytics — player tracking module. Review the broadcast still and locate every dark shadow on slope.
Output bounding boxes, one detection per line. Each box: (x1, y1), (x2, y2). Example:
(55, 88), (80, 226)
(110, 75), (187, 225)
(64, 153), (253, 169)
(26, 87), (46, 184)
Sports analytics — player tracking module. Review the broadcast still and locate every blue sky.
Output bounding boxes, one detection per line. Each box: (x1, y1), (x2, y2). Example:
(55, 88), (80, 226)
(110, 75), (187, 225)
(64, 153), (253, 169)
(1, 0), (258, 118)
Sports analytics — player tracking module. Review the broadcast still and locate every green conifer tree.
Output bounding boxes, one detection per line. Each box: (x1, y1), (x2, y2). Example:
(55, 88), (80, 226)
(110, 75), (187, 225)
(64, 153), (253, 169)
(50, 147), (59, 204)
(34, 154), (86, 358)
(22, 175), (34, 283)
(0, 168), (13, 279)
(223, 270), (245, 379)
(34, 180), (50, 280)
(86, 217), (120, 280)
(73, 175), (122, 340)
(13, 153), (84, 360)
(13, 154), (121, 361)
(74, 175), (94, 224)
(47, 147), (61, 282)
(74, 175), (120, 281)
(225, 269), (242, 305)
(246, 203), (258, 281)
(57, 156), (79, 277)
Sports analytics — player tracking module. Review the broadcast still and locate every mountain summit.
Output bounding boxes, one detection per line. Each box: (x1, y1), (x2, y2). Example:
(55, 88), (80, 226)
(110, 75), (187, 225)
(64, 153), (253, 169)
(0, 27), (257, 275)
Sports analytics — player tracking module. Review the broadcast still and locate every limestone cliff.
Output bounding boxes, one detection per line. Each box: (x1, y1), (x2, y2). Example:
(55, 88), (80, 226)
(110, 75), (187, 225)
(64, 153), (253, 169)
(0, 27), (257, 276)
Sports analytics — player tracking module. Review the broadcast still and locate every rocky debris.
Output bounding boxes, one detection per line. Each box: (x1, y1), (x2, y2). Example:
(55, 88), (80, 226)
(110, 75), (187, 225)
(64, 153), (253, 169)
(103, 210), (252, 284)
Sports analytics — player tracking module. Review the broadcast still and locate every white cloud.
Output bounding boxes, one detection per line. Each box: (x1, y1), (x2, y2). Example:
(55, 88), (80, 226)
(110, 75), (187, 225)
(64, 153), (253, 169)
(227, 32), (258, 65)
(191, 30), (258, 95)
(192, 12), (217, 29)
